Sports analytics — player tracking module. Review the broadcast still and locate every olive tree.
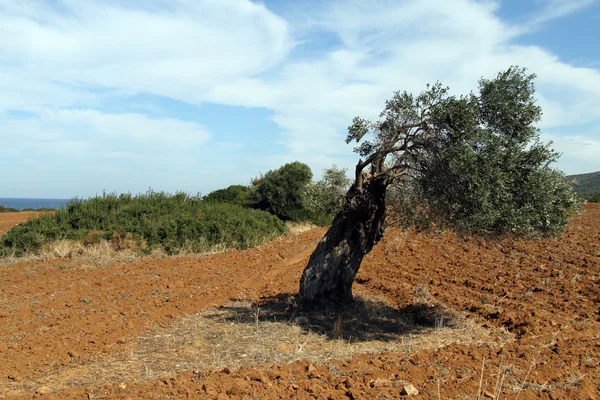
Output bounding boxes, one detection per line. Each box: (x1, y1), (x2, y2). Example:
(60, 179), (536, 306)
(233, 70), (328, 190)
(299, 67), (579, 306)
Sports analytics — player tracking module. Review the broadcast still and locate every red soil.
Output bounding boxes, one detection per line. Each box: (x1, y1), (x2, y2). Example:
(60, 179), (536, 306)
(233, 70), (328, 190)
(0, 204), (599, 399)
(0, 212), (41, 237)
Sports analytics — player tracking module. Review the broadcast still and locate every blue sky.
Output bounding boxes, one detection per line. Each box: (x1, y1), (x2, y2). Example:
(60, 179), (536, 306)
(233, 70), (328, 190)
(1, 0), (599, 198)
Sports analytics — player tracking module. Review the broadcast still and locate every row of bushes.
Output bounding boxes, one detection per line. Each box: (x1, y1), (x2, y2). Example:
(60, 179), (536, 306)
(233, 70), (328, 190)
(205, 162), (350, 226)
(0, 205), (56, 212)
(1, 162), (350, 258)
(0, 191), (286, 257)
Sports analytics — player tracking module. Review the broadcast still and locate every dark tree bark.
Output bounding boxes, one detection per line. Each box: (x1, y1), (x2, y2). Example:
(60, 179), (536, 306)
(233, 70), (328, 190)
(299, 173), (389, 306)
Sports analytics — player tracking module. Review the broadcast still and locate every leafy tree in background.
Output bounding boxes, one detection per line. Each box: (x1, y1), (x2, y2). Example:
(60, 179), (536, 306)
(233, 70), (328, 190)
(299, 66), (580, 306)
(203, 185), (253, 207)
(254, 161), (313, 220)
(303, 165), (352, 219)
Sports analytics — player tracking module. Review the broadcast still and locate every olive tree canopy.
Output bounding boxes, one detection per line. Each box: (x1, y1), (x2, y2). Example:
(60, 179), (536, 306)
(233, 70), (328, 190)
(299, 66), (579, 306)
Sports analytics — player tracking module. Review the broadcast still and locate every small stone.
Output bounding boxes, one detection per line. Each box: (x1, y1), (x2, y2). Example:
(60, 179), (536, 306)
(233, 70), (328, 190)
(483, 390), (495, 398)
(36, 386), (51, 395)
(221, 367), (231, 374)
(370, 378), (392, 388)
(306, 363), (317, 373)
(400, 384), (419, 396)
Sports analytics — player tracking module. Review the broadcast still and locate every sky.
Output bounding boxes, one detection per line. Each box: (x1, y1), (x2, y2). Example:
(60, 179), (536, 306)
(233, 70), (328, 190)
(0, 0), (599, 199)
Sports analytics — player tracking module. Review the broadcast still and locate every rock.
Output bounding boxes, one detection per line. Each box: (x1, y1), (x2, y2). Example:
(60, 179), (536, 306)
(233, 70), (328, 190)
(36, 386), (51, 395)
(370, 378), (392, 388)
(483, 390), (495, 398)
(306, 363), (317, 373)
(400, 384), (419, 396)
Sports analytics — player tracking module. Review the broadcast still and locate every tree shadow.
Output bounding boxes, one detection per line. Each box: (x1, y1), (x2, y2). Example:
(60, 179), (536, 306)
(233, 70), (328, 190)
(207, 293), (460, 343)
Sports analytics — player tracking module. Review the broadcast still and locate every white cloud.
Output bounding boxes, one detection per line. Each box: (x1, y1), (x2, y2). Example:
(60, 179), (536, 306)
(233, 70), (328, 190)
(541, 132), (600, 174)
(0, 109), (211, 158)
(0, 0), (599, 196)
(530, 0), (598, 24)
(0, 0), (291, 109)
(206, 0), (600, 175)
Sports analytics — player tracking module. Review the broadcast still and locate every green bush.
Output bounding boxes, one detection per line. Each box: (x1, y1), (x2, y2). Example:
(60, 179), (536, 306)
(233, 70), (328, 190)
(411, 67), (580, 237)
(1, 191), (286, 257)
(203, 185), (254, 207)
(254, 161), (313, 220)
(589, 192), (600, 203)
(302, 165), (351, 226)
(0, 205), (19, 213)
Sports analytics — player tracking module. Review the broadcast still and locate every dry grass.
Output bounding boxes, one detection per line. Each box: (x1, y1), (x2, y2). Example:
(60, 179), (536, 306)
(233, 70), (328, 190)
(3, 295), (510, 396)
(1, 220), (303, 268)
(0, 238), (240, 268)
(285, 221), (318, 235)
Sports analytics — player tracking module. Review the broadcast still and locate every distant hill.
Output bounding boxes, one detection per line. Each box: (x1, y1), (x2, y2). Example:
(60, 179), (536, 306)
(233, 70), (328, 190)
(566, 171), (600, 199)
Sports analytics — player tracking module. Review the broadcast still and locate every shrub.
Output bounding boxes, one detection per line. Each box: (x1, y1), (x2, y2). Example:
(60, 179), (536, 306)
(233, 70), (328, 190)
(0, 205), (19, 213)
(254, 161), (313, 220)
(589, 192), (600, 203)
(1, 191), (286, 257)
(302, 165), (351, 225)
(203, 185), (254, 207)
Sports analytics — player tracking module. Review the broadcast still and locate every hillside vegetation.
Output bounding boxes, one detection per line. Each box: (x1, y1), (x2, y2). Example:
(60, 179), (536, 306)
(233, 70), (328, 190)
(567, 170), (600, 200)
(0, 191), (286, 257)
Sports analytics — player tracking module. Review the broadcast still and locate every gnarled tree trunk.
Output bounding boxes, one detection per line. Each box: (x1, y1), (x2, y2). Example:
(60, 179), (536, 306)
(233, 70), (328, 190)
(299, 174), (388, 306)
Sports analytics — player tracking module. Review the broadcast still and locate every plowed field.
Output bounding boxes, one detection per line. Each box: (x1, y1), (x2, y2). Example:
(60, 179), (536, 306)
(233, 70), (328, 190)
(0, 212), (41, 237)
(0, 205), (598, 399)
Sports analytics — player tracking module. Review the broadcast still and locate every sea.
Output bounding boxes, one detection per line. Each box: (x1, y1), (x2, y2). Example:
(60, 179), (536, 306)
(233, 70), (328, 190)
(0, 198), (70, 211)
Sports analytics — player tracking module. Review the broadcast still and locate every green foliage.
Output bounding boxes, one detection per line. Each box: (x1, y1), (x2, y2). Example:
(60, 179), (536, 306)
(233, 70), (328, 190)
(589, 192), (600, 203)
(0, 190), (286, 257)
(203, 185), (254, 207)
(417, 67), (580, 237)
(0, 205), (19, 213)
(348, 66), (579, 237)
(254, 161), (313, 220)
(303, 165), (351, 224)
